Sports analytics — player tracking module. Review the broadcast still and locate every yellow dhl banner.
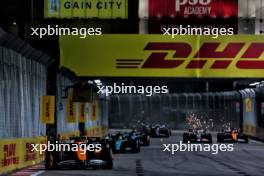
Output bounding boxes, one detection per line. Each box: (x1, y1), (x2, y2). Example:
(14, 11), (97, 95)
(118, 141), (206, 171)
(0, 137), (46, 174)
(79, 103), (86, 123)
(60, 35), (264, 78)
(40, 96), (55, 124)
(44, 0), (128, 19)
(66, 94), (76, 123)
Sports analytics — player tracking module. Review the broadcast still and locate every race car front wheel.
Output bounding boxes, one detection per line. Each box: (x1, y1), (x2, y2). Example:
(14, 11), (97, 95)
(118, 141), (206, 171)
(145, 136), (150, 146)
(217, 134), (224, 143)
(132, 140), (140, 153)
(165, 131), (170, 138)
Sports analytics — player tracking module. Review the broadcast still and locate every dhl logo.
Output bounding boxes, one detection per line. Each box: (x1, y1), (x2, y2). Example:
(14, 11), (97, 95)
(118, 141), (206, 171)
(24, 142), (37, 162)
(1, 144), (19, 167)
(116, 42), (264, 69)
(59, 35), (264, 78)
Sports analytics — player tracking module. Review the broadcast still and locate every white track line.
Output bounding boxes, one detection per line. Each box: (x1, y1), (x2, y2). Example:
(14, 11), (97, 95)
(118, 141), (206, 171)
(30, 171), (45, 176)
(250, 140), (264, 144)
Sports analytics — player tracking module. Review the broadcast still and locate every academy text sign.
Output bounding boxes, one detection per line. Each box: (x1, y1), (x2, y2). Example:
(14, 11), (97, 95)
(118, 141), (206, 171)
(44, 0), (128, 19)
(146, 0), (238, 18)
(60, 35), (264, 78)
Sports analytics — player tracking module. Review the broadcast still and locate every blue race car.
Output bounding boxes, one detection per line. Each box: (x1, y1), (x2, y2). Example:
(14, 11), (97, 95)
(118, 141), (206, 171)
(134, 131), (150, 146)
(110, 132), (141, 153)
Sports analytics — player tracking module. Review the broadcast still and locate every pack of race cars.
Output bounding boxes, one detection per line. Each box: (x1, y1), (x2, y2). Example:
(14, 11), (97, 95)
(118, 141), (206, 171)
(182, 128), (249, 144)
(45, 123), (250, 170)
(45, 123), (171, 170)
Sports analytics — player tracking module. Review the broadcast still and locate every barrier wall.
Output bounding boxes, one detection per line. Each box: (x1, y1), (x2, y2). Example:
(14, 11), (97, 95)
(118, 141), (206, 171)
(240, 88), (264, 140)
(0, 136), (47, 175)
(0, 47), (47, 139)
(56, 74), (79, 135)
(84, 96), (109, 137)
(240, 89), (257, 136)
(0, 39), (47, 173)
(56, 83), (109, 139)
(58, 126), (108, 139)
(85, 126), (109, 137)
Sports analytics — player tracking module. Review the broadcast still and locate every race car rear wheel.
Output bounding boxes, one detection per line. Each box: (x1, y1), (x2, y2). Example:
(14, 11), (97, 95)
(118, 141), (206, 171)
(145, 137), (150, 146)
(112, 147), (117, 154)
(217, 134), (224, 142)
(165, 131), (170, 138)
(183, 133), (189, 143)
(245, 137), (249, 143)
(207, 134), (213, 143)
(142, 136), (150, 146)
(240, 135), (249, 143)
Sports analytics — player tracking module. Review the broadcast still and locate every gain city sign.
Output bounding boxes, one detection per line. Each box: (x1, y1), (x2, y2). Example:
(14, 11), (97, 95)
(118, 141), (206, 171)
(59, 35), (264, 78)
(44, 0), (128, 19)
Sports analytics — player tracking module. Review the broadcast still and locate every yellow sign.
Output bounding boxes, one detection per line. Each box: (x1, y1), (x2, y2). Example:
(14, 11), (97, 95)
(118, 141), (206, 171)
(60, 35), (264, 78)
(0, 137), (46, 175)
(79, 103), (86, 123)
(91, 101), (98, 121)
(245, 98), (252, 112)
(44, 0), (128, 19)
(66, 95), (76, 123)
(40, 96), (55, 124)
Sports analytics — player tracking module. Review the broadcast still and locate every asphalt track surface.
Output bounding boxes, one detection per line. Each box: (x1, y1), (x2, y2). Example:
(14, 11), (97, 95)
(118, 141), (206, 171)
(40, 131), (264, 176)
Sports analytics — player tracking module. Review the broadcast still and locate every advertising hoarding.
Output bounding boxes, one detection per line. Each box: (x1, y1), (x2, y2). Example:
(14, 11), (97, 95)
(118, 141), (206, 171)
(44, 0), (128, 19)
(60, 34), (264, 78)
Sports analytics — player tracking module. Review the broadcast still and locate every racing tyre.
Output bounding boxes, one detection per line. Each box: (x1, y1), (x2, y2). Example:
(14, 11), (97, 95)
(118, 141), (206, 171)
(207, 134), (213, 143)
(217, 134), (223, 143)
(145, 137), (150, 146)
(132, 140), (140, 153)
(143, 136), (150, 146)
(183, 133), (189, 143)
(112, 147), (117, 154)
(241, 135), (249, 143)
(244, 137), (249, 143)
(165, 131), (170, 138)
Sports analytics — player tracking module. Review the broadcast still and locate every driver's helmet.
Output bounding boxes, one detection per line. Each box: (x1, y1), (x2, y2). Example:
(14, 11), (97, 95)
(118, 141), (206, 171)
(231, 128), (238, 133)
